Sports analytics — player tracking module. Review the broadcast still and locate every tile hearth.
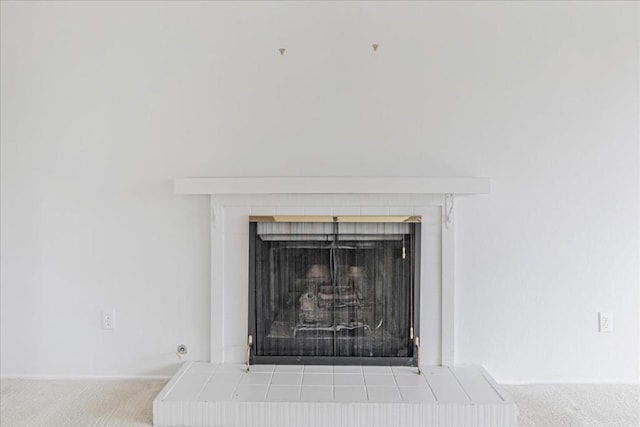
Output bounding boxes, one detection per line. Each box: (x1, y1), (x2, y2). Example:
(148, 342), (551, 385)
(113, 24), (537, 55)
(153, 362), (517, 427)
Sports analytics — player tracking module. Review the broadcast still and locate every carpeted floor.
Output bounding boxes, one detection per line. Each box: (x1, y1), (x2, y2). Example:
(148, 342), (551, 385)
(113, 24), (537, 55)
(0, 379), (638, 426)
(503, 384), (640, 427)
(0, 378), (167, 426)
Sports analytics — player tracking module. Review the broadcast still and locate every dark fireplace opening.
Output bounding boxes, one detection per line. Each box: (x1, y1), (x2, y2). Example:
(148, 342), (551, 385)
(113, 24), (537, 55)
(248, 216), (421, 366)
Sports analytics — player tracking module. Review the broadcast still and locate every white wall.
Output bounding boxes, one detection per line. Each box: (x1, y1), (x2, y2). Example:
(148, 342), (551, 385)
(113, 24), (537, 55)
(1, 1), (637, 382)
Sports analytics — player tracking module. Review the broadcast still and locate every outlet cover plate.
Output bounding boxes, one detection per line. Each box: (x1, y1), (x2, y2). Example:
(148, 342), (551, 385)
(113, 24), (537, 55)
(598, 312), (612, 332)
(102, 310), (115, 330)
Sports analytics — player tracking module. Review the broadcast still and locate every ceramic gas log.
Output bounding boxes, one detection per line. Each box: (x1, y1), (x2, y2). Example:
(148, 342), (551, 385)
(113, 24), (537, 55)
(248, 216), (421, 366)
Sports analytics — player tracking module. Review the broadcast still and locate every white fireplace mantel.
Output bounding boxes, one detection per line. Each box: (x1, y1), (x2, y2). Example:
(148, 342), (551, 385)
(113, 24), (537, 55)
(173, 176), (490, 195)
(173, 176), (491, 367)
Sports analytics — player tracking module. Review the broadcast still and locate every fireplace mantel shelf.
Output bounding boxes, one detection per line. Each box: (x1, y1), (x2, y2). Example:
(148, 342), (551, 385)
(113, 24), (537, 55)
(173, 176), (490, 195)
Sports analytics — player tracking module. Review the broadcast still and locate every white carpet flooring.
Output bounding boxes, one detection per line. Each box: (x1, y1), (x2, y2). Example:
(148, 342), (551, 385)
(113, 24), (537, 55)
(503, 384), (639, 427)
(0, 378), (166, 426)
(1, 379), (638, 426)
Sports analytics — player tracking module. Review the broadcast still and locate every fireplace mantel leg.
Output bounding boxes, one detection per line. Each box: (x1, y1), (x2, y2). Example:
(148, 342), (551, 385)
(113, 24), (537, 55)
(441, 194), (455, 366)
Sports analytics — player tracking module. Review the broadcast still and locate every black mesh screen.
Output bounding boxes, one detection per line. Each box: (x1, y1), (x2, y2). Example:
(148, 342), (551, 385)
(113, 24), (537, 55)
(249, 221), (419, 364)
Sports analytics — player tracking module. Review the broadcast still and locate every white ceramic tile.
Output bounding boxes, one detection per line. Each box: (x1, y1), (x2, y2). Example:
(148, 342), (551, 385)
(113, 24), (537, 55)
(332, 206), (361, 216)
(333, 365), (362, 374)
(304, 365), (333, 374)
(360, 206), (390, 215)
(423, 367), (471, 403)
(266, 385), (300, 401)
(249, 364), (276, 373)
(224, 206), (252, 232)
(222, 346), (246, 365)
(334, 374), (365, 386)
(281, 196), (307, 206)
(334, 386), (367, 402)
(240, 372), (272, 385)
(271, 373), (302, 385)
(179, 370), (214, 384)
(300, 386), (333, 402)
(163, 378), (209, 401)
(304, 206), (333, 215)
(210, 372), (244, 384)
(392, 366), (418, 375)
(422, 236), (442, 265)
(366, 386), (402, 402)
(232, 384), (268, 401)
(389, 206), (414, 215)
(186, 362), (218, 374)
(399, 386), (437, 403)
(216, 364), (246, 373)
(395, 374), (429, 387)
(275, 206), (305, 215)
(415, 206), (441, 227)
(302, 374), (332, 386)
(220, 234), (249, 334)
(198, 382), (236, 401)
(250, 206), (276, 216)
(364, 374), (396, 386)
(413, 205), (440, 215)
(155, 364), (519, 426)
(275, 365), (304, 373)
(362, 366), (393, 374)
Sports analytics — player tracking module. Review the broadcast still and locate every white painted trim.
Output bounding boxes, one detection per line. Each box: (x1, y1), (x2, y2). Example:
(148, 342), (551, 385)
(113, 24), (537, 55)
(441, 197), (455, 366)
(207, 195), (447, 365)
(174, 177), (490, 195)
(210, 198), (225, 364)
(498, 380), (640, 385)
(202, 193), (463, 366)
(0, 374), (172, 380)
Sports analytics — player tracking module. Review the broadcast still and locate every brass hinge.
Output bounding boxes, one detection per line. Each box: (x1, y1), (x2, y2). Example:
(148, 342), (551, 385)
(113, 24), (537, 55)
(246, 335), (253, 373)
(415, 336), (421, 375)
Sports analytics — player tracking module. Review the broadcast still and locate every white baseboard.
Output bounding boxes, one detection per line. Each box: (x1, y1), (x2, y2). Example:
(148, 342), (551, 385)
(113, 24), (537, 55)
(498, 380), (640, 385)
(1, 374), (172, 380)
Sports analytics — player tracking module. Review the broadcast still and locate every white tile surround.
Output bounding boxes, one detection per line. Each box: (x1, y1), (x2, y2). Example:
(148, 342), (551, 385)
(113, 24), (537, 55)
(153, 362), (517, 427)
(160, 178), (510, 426)
(208, 193), (448, 366)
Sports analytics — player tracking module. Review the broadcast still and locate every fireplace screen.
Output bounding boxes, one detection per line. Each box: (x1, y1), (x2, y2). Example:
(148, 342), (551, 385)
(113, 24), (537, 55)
(248, 216), (420, 365)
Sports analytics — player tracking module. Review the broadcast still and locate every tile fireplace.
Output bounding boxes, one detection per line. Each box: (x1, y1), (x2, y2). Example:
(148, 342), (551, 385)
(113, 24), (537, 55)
(153, 177), (517, 427)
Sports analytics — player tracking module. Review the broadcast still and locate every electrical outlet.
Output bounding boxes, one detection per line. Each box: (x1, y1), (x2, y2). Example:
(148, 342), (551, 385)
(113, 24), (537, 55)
(102, 310), (115, 330)
(599, 312), (612, 333)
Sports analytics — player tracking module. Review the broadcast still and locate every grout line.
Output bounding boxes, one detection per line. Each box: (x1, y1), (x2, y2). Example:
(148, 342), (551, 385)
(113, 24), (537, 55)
(447, 366), (473, 402)
(264, 365), (276, 399)
(476, 366), (509, 402)
(158, 361), (193, 401)
(420, 369), (438, 402)
(331, 365), (337, 401)
(391, 370), (403, 402)
(229, 373), (243, 400)
(193, 365), (218, 400)
(361, 365), (369, 401)
(479, 371), (506, 402)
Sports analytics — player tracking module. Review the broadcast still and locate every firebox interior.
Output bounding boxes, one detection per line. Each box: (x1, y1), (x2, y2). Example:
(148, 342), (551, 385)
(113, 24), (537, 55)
(248, 217), (421, 366)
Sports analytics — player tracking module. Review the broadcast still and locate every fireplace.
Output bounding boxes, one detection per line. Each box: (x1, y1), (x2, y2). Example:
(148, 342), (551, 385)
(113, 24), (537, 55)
(157, 177), (516, 427)
(248, 216), (421, 366)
